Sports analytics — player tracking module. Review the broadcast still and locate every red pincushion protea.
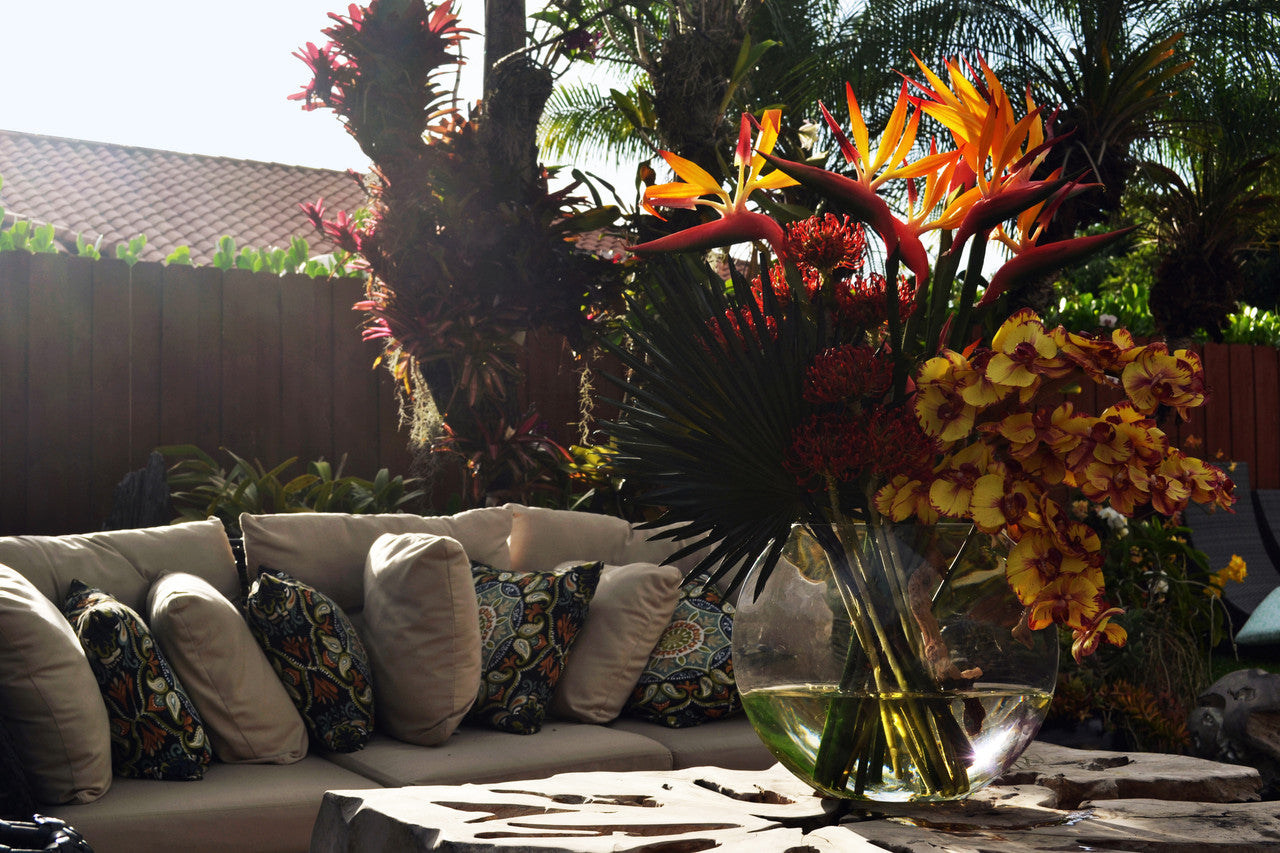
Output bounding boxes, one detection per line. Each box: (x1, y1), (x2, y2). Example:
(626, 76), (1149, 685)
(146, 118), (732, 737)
(803, 344), (892, 404)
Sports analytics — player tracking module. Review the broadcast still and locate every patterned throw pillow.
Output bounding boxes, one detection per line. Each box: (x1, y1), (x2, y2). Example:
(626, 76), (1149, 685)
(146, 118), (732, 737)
(624, 578), (742, 728)
(243, 570), (374, 752)
(62, 580), (212, 780)
(467, 562), (602, 734)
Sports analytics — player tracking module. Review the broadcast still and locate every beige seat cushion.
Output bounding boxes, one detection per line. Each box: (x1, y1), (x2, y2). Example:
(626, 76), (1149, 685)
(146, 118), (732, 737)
(551, 562), (684, 723)
(362, 533), (481, 746)
(0, 565), (111, 804)
(147, 572), (309, 764)
(240, 507), (513, 612)
(42, 755), (381, 853)
(323, 725), (673, 787)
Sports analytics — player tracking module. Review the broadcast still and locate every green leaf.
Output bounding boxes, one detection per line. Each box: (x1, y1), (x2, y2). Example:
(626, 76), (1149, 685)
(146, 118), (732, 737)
(165, 246), (193, 266)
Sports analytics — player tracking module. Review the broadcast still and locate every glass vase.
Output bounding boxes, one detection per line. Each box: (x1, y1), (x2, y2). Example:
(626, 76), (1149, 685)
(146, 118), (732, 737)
(733, 521), (1058, 802)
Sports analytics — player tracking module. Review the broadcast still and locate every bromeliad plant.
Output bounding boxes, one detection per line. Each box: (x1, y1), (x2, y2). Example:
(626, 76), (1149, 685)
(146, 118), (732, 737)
(604, 56), (1235, 797)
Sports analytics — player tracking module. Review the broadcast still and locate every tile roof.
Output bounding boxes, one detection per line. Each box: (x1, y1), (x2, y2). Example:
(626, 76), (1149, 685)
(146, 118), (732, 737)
(0, 129), (368, 264)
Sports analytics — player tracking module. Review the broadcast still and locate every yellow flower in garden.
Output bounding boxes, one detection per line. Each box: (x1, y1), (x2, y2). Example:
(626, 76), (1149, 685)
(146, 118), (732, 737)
(956, 350), (1015, 407)
(1006, 529), (1092, 607)
(969, 472), (1038, 533)
(928, 442), (993, 517)
(1145, 466), (1193, 517)
(1078, 458), (1152, 516)
(1028, 573), (1102, 632)
(916, 350), (978, 441)
(1224, 554), (1248, 583)
(1071, 607), (1127, 663)
(1052, 327), (1129, 380)
(986, 309), (1058, 388)
(874, 475), (939, 524)
(1122, 346), (1206, 420)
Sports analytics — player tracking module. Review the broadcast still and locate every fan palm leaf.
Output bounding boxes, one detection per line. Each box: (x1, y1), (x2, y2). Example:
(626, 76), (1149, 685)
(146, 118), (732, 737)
(599, 255), (819, 593)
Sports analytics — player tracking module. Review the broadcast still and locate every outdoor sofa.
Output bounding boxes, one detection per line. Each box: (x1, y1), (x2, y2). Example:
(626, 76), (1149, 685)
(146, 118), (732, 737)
(0, 505), (773, 853)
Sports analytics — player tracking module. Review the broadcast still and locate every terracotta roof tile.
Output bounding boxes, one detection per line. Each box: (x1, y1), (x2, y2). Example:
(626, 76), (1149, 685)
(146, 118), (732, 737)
(0, 129), (367, 264)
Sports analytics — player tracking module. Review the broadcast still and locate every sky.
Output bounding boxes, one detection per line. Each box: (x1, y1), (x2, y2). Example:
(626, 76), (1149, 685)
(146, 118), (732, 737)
(1, 0), (488, 172)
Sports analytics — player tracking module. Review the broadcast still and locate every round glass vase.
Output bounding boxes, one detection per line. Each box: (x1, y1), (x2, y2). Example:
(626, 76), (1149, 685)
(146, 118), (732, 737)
(733, 521), (1058, 802)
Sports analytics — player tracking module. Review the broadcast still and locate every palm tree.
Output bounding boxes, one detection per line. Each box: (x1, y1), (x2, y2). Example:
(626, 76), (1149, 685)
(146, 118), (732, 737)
(538, 0), (848, 176)
(1138, 71), (1280, 343)
(833, 0), (1280, 240)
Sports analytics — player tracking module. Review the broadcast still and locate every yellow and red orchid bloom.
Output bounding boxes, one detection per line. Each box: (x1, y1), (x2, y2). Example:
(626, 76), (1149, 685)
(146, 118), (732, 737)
(632, 110), (797, 257)
(1070, 606), (1127, 663)
(928, 441), (993, 517)
(915, 350), (978, 441)
(985, 309), (1058, 389)
(1028, 574), (1103, 633)
(1122, 345), (1207, 419)
(874, 474), (940, 524)
(969, 471), (1038, 533)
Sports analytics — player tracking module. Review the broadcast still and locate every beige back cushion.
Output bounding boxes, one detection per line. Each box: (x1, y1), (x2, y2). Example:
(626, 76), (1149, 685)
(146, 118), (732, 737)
(148, 573), (309, 764)
(0, 519), (238, 612)
(240, 507), (513, 613)
(0, 565), (112, 804)
(550, 562), (684, 723)
(362, 533), (481, 746)
(506, 505), (635, 572)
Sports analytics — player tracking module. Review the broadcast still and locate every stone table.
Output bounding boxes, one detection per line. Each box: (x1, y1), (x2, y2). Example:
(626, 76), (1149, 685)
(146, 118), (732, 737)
(311, 741), (1277, 852)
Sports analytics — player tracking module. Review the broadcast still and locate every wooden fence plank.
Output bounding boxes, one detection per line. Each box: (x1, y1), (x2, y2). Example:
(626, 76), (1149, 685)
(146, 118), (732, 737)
(128, 262), (165, 469)
(280, 273), (334, 465)
(1253, 346), (1280, 489)
(159, 265), (223, 453)
(1202, 343), (1233, 460)
(1228, 344), (1258, 483)
(329, 279), (380, 477)
(0, 252), (31, 534)
(221, 269), (283, 466)
(24, 255), (94, 533)
(89, 259), (135, 534)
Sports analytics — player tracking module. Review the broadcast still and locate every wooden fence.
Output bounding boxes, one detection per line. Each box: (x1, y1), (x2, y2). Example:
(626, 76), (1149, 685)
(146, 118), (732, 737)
(1, 250), (1277, 534)
(0, 253), (411, 535)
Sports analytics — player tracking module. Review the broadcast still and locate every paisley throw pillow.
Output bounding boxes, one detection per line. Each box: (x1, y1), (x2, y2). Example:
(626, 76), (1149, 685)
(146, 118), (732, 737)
(467, 562), (602, 734)
(62, 580), (212, 780)
(624, 577), (742, 728)
(243, 570), (374, 752)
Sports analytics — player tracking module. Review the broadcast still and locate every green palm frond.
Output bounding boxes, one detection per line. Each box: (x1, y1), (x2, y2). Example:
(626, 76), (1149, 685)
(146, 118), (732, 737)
(539, 78), (655, 164)
(600, 256), (819, 594)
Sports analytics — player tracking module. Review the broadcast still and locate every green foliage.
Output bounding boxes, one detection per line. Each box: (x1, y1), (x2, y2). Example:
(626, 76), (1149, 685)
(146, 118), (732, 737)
(1046, 240), (1280, 347)
(114, 234), (148, 266)
(159, 444), (424, 537)
(75, 234), (102, 260)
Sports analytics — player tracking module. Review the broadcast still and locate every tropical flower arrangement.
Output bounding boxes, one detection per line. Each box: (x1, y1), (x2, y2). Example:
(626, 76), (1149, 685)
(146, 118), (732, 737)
(602, 55), (1237, 798)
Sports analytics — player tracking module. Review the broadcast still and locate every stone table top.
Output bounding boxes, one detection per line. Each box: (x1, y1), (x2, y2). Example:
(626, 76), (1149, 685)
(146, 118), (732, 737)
(311, 742), (1277, 852)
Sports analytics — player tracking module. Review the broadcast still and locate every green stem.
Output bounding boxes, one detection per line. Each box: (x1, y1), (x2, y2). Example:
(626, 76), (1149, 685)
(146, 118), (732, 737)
(808, 521), (978, 799)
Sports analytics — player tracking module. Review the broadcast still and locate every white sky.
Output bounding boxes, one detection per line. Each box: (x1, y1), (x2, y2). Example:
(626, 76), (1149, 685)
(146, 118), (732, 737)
(0, 0), (490, 172)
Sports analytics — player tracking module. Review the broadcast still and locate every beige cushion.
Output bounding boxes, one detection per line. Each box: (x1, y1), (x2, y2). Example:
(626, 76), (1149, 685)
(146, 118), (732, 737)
(550, 562), (684, 723)
(362, 533), (481, 745)
(0, 565), (112, 804)
(0, 518), (238, 612)
(240, 507), (514, 613)
(147, 573), (309, 764)
(506, 505), (634, 572)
